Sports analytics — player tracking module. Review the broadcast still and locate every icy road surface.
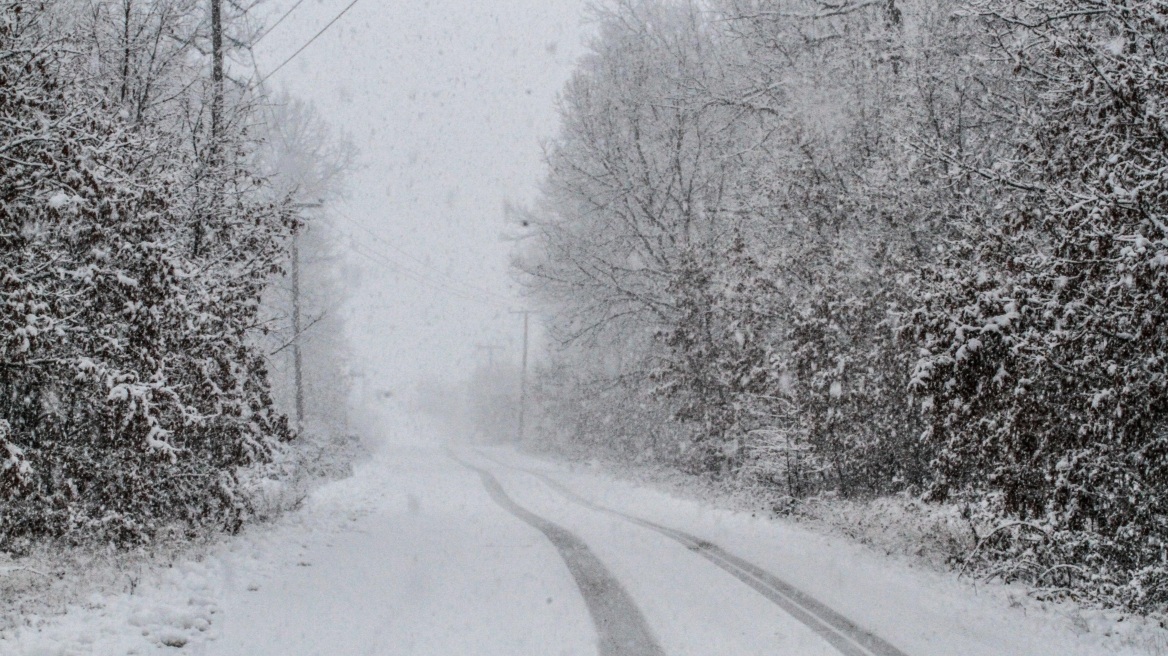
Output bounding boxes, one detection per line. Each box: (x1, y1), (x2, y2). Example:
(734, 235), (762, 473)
(6, 417), (1159, 655)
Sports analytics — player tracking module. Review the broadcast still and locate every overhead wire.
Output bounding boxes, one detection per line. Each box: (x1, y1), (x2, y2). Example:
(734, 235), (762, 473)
(251, 0), (308, 46)
(254, 0), (363, 87)
(332, 212), (518, 305)
(239, 1), (517, 311)
(349, 242), (514, 310)
(350, 241), (506, 308)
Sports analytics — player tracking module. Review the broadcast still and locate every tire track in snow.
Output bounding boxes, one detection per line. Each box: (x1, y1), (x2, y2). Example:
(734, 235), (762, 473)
(448, 452), (665, 656)
(480, 451), (911, 656)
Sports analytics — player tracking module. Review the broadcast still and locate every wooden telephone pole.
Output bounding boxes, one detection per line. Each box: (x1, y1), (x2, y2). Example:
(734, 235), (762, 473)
(291, 237), (304, 426)
(290, 203), (322, 428)
(509, 310), (530, 443)
(474, 343), (505, 369)
(196, 0), (225, 259)
(210, 0), (224, 147)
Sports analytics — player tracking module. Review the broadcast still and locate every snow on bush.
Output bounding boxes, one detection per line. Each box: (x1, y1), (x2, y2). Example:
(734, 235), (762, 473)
(0, 2), (299, 549)
(517, 0), (1168, 615)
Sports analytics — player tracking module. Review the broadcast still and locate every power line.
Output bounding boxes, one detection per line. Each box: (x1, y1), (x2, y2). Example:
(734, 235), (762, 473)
(292, 205), (518, 309)
(241, 8), (273, 94)
(337, 213), (497, 297)
(239, 2), (517, 311)
(353, 246), (510, 310)
(360, 225), (517, 304)
(348, 234), (472, 297)
(352, 243), (506, 308)
(351, 243), (458, 298)
(350, 243), (512, 310)
(255, 0), (362, 87)
(333, 212), (519, 305)
(252, 0), (308, 46)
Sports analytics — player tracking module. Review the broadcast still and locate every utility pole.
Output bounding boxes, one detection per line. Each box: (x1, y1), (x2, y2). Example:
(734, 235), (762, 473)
(120, 0), (132, 104)
(210, 0), (224, 150)
(197, 0), (224, 259)
(474, 343), (504, 369)
(291, 236), (304, 427)
(290, 202), (321, 429)
(509, 310), (530, 443)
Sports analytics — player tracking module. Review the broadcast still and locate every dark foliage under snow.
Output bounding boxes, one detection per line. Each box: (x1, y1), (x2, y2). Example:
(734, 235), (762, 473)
(1, 2), (297, 549)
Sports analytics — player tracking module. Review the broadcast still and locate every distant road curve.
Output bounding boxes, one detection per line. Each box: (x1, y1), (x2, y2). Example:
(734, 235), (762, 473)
(479, 450), (912, 656)
(448, 452), (666, 656)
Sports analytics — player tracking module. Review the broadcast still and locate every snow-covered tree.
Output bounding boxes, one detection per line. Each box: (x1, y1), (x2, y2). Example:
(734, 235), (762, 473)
(0, 0), (311, 549)
(520, 0), (1168, 611)
(254, 93), (358, 478)
(909, 0), (1168, 608)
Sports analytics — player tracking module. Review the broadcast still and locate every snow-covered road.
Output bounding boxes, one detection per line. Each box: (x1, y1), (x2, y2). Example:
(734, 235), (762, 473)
(194, 434), (1152, 656)
(7, 416), (1161, 655)
(195, 444), (600, 656)
(473, 452), (905, 656)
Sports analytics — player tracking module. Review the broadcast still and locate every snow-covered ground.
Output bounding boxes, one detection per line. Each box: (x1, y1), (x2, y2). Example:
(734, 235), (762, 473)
(3, 412), (1166, 655)
(483, 447), (1168, 656)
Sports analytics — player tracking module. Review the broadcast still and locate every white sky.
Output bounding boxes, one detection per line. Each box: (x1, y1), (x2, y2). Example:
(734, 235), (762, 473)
(251, 0), (588, 393)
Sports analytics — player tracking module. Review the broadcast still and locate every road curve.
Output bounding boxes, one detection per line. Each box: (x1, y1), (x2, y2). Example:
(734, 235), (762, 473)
(448, 453), (666, 656)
